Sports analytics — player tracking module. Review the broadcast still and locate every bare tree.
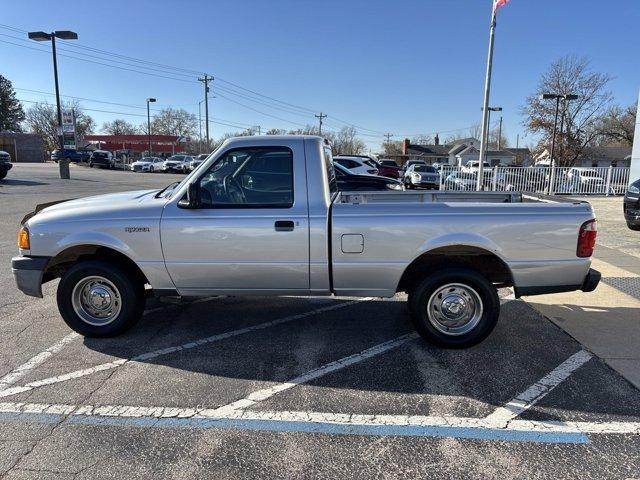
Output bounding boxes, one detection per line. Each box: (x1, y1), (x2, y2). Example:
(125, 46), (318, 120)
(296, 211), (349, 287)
(411, 134), (433, 145)
(24, 101), (94, 153)
(148, 108), (198, 137)
(522, 55), (612, 166)
(333, 126), (366, 155)
(488, 127), (509, 149)
(265, 128), (287, 135)
(102, 118), (138, 135)
(596, 102), (636, 146)
(468, 123), (482, 140)
(381, 140), (403, 156)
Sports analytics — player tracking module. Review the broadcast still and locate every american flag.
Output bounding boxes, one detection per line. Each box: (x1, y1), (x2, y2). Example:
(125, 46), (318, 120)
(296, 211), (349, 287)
(493, 0), (510, 13)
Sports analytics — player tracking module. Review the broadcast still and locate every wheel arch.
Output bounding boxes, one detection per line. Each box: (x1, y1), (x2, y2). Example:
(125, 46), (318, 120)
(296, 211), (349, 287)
(396, 244), (514, 293)
(43, 244), (149, 288)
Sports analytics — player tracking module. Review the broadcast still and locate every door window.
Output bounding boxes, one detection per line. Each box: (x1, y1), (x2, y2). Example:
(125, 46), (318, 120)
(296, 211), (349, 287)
(197, 147), (294, 208)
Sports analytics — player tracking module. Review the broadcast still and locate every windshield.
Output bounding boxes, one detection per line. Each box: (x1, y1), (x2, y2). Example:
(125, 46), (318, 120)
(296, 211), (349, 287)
(414, 165), (436, 173)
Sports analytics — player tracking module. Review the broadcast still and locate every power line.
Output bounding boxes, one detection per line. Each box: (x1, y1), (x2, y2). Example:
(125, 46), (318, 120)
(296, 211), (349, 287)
(15, 87), (255, 128)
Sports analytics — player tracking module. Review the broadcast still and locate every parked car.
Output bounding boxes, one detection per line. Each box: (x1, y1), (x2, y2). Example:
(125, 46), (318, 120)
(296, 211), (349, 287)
(379, 159), (399, 167)
(334, 162), (403, 191)
(335, 154), (401, 179)
(364, 158), (402, 179)
(404, 159), (427, 169)
(88, 150), (115, 169)
(404, 164), (440, 189)
(461, 160), (491, 174)
(334, 156), (378, 176)
(444, 171), (478, 190)
(494, 171), (540, 192)
(13, 135), (600, 348)
(51, 149), (91, 163)
(189, 154), (209, 171)
(163, 155), (193, 173)
(624, 178), (640, 230)
(0, 150), (13, 180)
(130, 157), (164, 173)
(566, 168), (605, 192)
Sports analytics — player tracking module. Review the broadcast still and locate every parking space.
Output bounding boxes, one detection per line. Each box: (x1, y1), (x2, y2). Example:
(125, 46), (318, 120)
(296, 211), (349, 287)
(1, 164), (639, 479)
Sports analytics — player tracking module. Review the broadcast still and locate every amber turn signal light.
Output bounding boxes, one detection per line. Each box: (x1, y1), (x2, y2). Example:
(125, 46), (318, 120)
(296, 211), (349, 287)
(18, 226), (30, 250)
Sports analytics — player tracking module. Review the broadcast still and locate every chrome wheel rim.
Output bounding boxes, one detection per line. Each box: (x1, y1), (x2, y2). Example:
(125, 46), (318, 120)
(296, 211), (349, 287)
(71, 276), (122, 326)
(426, 283), (483, 336)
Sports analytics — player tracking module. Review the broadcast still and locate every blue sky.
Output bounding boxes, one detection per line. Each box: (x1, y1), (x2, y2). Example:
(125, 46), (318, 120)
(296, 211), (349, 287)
(2, 0), (639, 150)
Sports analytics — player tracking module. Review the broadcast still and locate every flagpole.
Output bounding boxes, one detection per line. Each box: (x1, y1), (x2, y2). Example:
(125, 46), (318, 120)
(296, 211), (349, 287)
(477, 3), (498, 191)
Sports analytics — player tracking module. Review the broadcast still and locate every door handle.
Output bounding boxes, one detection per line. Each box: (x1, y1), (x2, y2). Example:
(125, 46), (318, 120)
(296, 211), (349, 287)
(275, 220), (295, 232)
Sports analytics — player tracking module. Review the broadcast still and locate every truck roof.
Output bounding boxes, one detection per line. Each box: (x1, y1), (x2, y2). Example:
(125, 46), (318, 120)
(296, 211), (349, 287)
(223, 135), (325, 147)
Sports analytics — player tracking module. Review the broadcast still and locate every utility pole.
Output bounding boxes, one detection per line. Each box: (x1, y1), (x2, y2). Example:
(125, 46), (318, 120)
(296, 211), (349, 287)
(497, 116), (503, 150)
(315, 112), (327, 135)
(198, 74), (213, 147)
(384, 132), (394, 145)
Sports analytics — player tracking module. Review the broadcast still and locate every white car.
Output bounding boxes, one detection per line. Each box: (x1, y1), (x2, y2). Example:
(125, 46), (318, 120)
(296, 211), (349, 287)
(130, 157), (164, 173)
(566, 168), (605, 191)
(162, 155), (193, 173)
(333, 156), (378, 176)
(404, 164), (441, 190)
(461, 160), (491, 174)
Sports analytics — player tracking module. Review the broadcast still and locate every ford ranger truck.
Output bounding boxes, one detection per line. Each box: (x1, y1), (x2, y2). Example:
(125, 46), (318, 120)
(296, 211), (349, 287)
(12, 136), (600, 347)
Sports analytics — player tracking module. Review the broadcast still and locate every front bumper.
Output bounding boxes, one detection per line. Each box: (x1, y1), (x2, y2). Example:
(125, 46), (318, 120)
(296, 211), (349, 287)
(12, 256), (50, 298)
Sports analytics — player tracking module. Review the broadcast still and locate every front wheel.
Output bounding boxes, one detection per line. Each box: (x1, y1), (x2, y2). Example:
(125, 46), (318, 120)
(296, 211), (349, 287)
(0, 170), (6, 180)
(57, 260), (146, 337)
(408, 267), (499, 348)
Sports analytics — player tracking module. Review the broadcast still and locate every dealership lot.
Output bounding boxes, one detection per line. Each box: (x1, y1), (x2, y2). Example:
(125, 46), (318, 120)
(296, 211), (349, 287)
(1, 164), (639, 479)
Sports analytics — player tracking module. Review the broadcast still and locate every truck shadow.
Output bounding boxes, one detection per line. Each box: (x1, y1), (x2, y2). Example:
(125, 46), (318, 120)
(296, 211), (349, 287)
(82, 296), (640, 420)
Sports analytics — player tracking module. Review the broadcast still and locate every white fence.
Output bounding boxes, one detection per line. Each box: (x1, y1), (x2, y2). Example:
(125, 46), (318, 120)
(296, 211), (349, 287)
(436, 166), (630, 195)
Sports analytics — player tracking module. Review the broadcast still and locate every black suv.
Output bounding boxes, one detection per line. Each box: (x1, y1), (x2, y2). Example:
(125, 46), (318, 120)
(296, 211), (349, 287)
(89, 150), (115, 169)
(624, 178), (640, 230)
(0, 150), (12, 180)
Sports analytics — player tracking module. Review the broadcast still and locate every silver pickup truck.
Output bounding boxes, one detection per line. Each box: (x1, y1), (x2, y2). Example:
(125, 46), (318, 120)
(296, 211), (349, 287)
(13, 135), (600, 347)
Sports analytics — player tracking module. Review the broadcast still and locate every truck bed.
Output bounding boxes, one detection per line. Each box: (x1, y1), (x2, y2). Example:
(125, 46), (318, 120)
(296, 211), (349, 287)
(335, 190), (588, 205)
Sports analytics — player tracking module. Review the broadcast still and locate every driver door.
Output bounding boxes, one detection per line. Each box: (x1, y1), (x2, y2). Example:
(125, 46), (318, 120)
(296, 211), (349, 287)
(160, 142), (310, 295)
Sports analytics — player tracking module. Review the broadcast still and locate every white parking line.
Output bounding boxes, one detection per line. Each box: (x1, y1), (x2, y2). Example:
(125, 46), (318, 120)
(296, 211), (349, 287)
(213, 333), (418, 414)
(0, 332), (79, 392)
(485, 349), (593, 426)
(0, 401), (637, 438)
(0, 298), (372, 399)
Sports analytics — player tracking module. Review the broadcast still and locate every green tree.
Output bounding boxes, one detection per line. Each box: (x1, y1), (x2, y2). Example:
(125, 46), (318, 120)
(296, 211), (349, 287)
(0, 75), (25, 132)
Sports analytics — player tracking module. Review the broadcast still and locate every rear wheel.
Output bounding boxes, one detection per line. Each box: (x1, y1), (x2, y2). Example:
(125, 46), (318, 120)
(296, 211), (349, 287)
(0, 170), (6, 180)
(408, 267), (499, 348)
(57, 260), (145, 337)
(628, 222), (640, 231)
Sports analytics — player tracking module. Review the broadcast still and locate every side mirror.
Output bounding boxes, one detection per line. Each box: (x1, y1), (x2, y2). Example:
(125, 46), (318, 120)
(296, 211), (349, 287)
(178, 182), (201, 209)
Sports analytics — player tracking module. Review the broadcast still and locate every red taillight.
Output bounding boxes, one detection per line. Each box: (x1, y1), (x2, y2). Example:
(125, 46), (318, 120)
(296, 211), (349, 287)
(577, 219), (597, 257)
(367, 168), (378, 175)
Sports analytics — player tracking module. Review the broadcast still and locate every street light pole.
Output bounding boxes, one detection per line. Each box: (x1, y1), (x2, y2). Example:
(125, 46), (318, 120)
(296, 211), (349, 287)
(28, 30), (78, 179)
(146, 97), (156, 156)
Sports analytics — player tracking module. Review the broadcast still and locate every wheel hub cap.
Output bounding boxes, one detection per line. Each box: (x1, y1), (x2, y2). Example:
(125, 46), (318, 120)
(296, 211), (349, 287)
(71, 276), (122, 326)
(427, 283), (484, 336)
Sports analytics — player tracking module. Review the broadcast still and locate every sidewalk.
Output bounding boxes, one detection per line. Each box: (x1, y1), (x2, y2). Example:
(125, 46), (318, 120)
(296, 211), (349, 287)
(525, 246), (640, 389)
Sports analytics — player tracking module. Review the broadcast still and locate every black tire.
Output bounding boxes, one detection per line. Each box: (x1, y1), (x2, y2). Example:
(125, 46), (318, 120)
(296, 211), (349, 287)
(57, 260), (145, 337)
(628, 222), (640, 231)
(89, 163), (93, 168)
(408, 267), (499, 348)
(0, 170), (6, 180)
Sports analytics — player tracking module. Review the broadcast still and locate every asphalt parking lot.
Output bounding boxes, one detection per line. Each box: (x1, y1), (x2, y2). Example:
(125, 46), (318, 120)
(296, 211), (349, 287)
(1, 163), (639, 479)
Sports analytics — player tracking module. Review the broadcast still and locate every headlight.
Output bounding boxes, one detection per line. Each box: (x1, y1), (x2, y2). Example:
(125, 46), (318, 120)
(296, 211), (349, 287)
(629, 185), (640, 194)
(411, 173), (421, 181)
(18, 226), (30, 249)
(386, 183), (403, 190)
